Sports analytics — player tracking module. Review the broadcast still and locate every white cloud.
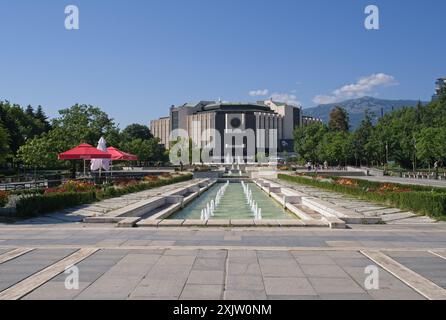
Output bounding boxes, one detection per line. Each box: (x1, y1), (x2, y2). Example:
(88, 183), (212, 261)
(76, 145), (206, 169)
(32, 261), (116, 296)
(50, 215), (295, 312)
(313, 73), (398, 105)
(270, 93), (301, 106)
(249, 89), (269, 97)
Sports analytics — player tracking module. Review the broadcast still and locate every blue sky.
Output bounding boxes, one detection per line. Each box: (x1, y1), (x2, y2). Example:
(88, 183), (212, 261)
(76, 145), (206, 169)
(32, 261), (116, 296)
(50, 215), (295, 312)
(0, 0), (444, 128)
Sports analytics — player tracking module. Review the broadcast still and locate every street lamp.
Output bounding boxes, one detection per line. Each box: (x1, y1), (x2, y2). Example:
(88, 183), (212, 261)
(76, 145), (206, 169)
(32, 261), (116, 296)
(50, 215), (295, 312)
(412, 136), (417, 173)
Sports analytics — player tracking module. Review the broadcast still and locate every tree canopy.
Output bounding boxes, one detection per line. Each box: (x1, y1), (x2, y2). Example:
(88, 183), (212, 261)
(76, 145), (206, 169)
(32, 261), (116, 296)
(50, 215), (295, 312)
(15, 104), (167, 169)
(294, 89), (446, 169)
(328, 106), (350, 132)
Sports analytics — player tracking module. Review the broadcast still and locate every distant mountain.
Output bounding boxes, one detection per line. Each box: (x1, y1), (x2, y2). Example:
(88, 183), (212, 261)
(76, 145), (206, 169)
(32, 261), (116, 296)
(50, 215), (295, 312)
(303, 96), (426, 129)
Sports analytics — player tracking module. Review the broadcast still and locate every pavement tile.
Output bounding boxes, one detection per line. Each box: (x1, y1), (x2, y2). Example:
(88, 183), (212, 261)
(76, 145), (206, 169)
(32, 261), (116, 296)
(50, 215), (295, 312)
(263, 277), (317, 296)
(224, 290), (267, 300)
(267, 295), (321, 300)
(368, 289), (425, 300)
(192, 258), (226, 271)
(180, 284), (223, 300)
(308, 277), (366, 294)
(319, 293), (373, 300)
(227, 262), (262, 276)
(226, 275), (265, 291)
(130, 278), (186, 299)
(300, 264), (351, 279)
(258, 258), (304, 277)
(187, 270), (225, 285)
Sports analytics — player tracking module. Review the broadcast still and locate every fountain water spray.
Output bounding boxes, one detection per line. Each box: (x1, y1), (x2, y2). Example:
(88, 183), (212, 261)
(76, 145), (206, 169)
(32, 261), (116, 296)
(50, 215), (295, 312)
(241, 181), (263, 220)
(201, 181), (230, 221)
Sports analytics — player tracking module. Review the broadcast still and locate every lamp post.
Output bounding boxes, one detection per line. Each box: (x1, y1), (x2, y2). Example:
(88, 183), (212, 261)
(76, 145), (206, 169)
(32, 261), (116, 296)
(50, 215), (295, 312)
(412, 136), (417, 173)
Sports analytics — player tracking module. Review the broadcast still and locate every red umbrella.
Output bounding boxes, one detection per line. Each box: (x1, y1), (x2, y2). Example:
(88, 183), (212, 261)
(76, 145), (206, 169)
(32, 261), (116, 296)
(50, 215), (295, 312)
(59, 144), (112, 176)
(107, 147), (138, 161)
(59, 144), (112, 160)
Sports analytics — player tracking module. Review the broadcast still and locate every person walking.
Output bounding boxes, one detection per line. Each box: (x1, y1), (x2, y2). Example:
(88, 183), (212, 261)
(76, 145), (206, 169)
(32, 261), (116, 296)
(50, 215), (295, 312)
(434, 161), (439, 180)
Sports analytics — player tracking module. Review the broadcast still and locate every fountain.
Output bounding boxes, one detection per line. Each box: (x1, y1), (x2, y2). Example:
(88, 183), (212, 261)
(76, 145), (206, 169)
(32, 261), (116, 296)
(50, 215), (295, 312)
(241, 181), (262, 220)
(201, 180), (230, 221)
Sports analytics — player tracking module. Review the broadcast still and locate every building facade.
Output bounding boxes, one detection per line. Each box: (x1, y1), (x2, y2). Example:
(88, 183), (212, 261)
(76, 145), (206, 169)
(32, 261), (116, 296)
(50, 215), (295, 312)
(150, 100), (319, 163)
(149, 117), (171, 149)
(432, 78), (446, 102)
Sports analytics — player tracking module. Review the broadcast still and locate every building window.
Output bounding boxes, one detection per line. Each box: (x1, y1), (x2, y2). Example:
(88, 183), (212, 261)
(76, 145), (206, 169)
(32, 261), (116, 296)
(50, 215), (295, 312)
(171, 111), (179, 130)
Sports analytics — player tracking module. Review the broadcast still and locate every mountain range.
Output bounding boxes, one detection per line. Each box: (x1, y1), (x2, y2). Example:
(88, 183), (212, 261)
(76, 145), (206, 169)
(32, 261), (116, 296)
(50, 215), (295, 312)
(302, 96), (425, 129)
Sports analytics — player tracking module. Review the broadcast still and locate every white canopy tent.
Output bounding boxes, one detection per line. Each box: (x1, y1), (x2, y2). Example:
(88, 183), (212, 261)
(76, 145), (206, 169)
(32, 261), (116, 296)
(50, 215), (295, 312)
(91, 137), (111, 172)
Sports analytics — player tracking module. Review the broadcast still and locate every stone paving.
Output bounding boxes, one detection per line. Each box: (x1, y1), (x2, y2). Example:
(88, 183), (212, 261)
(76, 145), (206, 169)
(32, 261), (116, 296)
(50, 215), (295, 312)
(0, 246), (436, 300)
(0, 224), (445, 300)
(275, 179), (443, 224)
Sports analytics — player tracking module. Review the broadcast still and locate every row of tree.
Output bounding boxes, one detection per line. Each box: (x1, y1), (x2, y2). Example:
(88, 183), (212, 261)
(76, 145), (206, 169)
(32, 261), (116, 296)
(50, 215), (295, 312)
(0, 102), (168, 169)
(294, 89), (446, 169)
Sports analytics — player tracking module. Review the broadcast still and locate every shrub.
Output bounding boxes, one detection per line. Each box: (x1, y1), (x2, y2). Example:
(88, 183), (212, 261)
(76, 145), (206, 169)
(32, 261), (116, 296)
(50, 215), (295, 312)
(16, 192), (97, 217)
(278, 174), (446, 219)
(0, 191), (9, 207)
(144, 175), (159, 182)
(100, 174), (193, 200)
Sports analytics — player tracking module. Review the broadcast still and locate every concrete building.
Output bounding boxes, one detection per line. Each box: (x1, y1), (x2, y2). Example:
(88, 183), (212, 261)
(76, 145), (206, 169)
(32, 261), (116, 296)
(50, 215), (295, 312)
(432, 77), (446, 101)
(150, 100), (319, 163)
(149, 117), (171, 149)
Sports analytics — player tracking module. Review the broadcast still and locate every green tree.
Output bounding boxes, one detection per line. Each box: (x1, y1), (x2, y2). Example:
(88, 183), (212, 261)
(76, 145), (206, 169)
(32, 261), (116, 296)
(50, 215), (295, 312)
(328, 107), (350, 132)
(294, 122), (328, 163)
(321, 131), (353, 166)
(123, 138), (167, 166)
(353, 111), (375, 166)
(415, 128), (446, 168)
(0, 124), (10, 164)
(0, 101), (52, 157)
(121, 124), (153, 143)
(34, 106), (52, 132)
(52, 104), (120, 149)
(16, 133), (61, 169)
(25, 105), (35, 117)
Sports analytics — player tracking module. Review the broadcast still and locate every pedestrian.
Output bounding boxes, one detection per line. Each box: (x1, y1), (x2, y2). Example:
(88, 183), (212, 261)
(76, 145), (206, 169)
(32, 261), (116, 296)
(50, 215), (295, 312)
(434, 161), (439, 179)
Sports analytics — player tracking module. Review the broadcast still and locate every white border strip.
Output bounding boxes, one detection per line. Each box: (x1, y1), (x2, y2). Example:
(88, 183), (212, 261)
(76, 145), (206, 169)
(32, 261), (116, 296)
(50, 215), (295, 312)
(0, 248), (99, 300)
(361, 250), (446, 300)
(0, 248), (34, 265)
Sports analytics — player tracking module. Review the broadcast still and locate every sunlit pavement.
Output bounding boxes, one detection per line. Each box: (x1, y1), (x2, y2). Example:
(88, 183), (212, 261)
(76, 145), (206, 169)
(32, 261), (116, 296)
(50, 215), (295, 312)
(0, 223), (445, 300)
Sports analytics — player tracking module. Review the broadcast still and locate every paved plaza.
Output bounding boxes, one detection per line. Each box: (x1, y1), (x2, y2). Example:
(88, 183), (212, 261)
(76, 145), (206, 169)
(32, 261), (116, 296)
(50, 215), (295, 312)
(0, 224), (445, 300)
(1, 178), (445, 300)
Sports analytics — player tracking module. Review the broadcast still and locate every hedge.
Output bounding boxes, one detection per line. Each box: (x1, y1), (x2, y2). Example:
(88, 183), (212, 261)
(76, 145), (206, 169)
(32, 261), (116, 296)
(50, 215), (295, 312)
(15, 174), (193, 217)
(99, 174), (193, 199)
(278, 174), (446, 219)
(16, 192), (97, 217)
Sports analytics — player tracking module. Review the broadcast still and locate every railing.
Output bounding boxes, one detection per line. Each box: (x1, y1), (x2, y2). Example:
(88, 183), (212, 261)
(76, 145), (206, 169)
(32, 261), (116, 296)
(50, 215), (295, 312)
(0, 180), (49, 191)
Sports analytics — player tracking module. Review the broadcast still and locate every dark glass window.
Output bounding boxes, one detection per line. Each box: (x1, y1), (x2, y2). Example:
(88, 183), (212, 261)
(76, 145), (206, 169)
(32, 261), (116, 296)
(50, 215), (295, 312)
(171, 111), (179, 130)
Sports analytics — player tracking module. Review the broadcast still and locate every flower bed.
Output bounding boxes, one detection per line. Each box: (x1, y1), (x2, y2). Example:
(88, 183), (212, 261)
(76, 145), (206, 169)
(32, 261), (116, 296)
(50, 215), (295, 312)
(15, 173), (193, 217)
(0, 191), (9, 208)
(44, 180), (98, 195)
(278, 174), (446, 219)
